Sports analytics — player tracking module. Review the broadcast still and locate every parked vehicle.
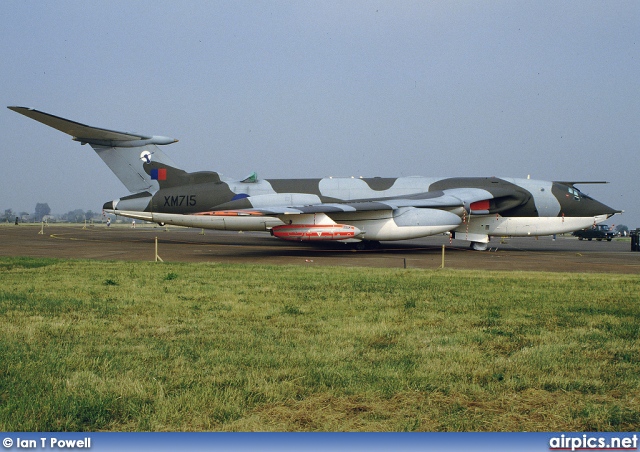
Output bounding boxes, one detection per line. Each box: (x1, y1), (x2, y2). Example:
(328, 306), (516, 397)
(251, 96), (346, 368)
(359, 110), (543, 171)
(572, 224), (617, 241)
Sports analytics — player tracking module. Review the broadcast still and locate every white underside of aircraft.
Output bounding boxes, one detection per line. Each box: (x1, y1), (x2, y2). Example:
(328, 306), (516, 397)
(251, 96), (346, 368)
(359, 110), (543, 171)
(112, 209), (609, 244)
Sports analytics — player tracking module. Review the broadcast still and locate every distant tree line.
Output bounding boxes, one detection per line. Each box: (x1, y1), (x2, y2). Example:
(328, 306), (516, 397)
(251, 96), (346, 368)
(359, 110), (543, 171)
(2, 203), (102, 223)
(34, 203), (51, 221)
(60, 209), (99, 223)
(2, 209), (28, 223)
(614, 224), (629, 235)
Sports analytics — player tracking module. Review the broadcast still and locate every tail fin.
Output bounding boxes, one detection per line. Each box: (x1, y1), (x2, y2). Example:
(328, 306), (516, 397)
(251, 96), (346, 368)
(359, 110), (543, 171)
(8, 106), (180, 194)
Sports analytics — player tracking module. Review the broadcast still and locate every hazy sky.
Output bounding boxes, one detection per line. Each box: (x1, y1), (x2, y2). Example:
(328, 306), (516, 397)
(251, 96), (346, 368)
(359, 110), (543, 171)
(2, 1), (638, 227)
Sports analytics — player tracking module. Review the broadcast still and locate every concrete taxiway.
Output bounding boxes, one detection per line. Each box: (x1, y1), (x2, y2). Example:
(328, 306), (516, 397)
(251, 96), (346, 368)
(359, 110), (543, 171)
(1, 224), (639, 274)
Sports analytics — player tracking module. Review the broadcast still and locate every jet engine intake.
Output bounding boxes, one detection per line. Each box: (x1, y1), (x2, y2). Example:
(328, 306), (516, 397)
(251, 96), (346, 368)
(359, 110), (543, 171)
(332, 207), (461, 241)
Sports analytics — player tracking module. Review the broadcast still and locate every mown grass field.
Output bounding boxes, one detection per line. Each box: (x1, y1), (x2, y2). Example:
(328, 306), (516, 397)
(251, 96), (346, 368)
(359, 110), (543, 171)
(0, 256), (638, 431)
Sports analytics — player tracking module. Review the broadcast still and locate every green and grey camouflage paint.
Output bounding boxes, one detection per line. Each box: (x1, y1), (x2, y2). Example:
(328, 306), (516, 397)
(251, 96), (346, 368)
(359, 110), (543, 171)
(10, 106), (619, 249)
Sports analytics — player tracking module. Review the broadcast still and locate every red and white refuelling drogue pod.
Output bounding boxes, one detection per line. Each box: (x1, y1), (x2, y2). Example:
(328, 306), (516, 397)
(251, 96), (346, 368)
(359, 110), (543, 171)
(271, 224), (362, 241)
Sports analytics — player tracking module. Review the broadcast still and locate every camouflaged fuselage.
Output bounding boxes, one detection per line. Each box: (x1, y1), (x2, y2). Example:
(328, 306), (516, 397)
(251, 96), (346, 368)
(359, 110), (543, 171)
(139, 162), (616, 220)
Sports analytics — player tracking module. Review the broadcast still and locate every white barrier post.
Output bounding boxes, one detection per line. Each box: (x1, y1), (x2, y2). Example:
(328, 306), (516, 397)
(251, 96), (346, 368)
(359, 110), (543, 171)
(155, 237), (163, 262)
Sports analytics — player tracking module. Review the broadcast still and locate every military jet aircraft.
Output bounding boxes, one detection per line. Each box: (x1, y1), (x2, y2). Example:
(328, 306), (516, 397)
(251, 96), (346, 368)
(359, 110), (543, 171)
(9, 106), (619, 250)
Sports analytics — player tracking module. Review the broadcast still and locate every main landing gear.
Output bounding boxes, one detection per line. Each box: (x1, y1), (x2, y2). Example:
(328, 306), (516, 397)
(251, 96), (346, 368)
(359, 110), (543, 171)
(470, 241), (488, 251)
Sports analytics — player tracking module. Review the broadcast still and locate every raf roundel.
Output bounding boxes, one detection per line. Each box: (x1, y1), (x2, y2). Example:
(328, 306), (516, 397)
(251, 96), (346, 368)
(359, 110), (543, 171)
(140, 150), (152, 164)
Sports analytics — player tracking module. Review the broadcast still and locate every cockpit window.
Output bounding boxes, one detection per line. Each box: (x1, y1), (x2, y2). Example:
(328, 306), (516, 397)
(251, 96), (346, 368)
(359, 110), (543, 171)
(568, 187), (581, 201)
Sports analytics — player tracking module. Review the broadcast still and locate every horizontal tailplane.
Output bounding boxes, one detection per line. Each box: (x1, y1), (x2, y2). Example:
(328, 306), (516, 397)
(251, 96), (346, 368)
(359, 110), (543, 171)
(8, 106), (180, 193)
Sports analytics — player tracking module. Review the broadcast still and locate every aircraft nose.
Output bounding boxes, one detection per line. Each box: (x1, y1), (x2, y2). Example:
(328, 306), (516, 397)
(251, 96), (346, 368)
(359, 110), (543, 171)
(590, 198), (620, 217)
(552, 183), (620, 218)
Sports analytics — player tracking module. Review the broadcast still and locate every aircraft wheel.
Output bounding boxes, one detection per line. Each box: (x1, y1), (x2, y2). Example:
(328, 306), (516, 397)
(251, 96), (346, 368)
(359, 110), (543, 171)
(470, 241), (488, 251)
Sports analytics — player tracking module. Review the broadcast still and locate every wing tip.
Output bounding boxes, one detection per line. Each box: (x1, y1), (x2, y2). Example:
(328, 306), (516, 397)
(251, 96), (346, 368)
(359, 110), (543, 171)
(555, 181), (609, 186)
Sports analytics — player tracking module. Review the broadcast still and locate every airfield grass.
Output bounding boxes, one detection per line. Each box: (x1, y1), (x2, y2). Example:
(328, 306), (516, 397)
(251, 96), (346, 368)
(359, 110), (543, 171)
(0, 257), (638, 432)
